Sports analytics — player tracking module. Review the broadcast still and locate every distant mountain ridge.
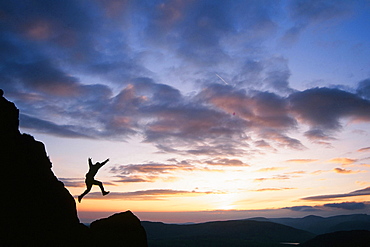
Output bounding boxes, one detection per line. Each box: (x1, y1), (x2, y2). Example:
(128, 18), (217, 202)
(142, 219), (314, 246)
(143, 214), (370, 246)
(264, 214), (370, 234)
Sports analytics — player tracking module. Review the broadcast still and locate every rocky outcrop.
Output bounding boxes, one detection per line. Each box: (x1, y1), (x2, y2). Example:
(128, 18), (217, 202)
(0, 90), (147, 246)
(0, 90), (88, 246)
(90, 211), (148, 247)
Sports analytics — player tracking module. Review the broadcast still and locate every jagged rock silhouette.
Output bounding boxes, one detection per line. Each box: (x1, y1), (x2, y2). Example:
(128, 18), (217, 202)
(1, 90), (88, 246)
(0, 90), (147, 246)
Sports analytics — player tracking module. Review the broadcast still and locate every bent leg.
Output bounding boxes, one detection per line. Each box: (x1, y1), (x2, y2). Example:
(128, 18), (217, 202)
(93, 180), (109, 195)
(78, 180), (93, 202)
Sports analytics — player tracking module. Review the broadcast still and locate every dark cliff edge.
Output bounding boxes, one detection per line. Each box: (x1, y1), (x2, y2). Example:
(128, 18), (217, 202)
(0, 91), (147, 246)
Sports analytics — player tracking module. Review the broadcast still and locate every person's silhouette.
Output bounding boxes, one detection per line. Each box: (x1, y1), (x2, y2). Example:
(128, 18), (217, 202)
(78, 157), (110, 203)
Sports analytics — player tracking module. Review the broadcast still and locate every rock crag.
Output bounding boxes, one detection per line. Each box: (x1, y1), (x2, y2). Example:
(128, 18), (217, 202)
(91, 211), (148, 246)
(0, 90), (147, 246)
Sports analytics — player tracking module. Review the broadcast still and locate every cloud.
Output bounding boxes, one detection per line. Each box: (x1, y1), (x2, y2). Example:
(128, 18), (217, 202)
(110, 162), (194, 175)
(200, 85), (297, 129)
(251, 187), (296, 192)
(357, 147), (370, 152)
(2, 1), (370, 159)
(283, 0), (354, 44)
(288, 0), (353, 22)
(328, 158), (357, 165)
(84, 189), (214, 200)
(261, 130), (306, 150)
(109, 159), (200, 183)
(256, 167), (287, 172)
(20, 114), (91, 138)
(285, 171), (306, 175)
(203, 158), (249, 167)
(60, 177), (115, 187)
(13, 83), (370, 157)
(59, 178), (85, 188)
(194, 84), (310, 151)
(333, 168), (365, 174)
(311, 170), (328, 175)
(283, 205), (321, 212)
(286, 159), (318, 163)
(109, 157), (245, 183)
(304, 129), (336, 143)
(357, 79), (370, 99)
(254, 175), (291, 182)
(302, 187), (370, 201)
(112, 175), (156, 183)
(288, 87), (370, 131)
(324, 202), (366, 210)
(254, 140), (275, 150)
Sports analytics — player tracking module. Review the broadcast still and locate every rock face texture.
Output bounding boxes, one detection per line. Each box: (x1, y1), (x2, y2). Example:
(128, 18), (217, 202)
(0, 91), (147, 246)
(90, 211), (148, 247)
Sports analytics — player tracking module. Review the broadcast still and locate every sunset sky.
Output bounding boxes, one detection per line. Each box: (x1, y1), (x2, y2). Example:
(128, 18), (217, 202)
(1, 0), (370, 223)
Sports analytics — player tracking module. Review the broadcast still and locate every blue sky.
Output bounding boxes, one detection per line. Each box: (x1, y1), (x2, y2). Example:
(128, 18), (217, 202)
(1, 0), (370, 223)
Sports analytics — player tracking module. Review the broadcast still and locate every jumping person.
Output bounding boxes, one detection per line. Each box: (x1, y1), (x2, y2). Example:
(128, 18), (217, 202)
(78, 157), (110, 203)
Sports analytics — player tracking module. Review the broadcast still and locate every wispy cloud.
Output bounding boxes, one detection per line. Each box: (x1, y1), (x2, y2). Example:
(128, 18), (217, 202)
(324, 202), (366, 210)
(254, 175), (291, 182)
(110, 161), (195, 183)
(284, 171), (306, 175)
(311, 170), (329, 175)
(256, 167), (287, 172)
(333, 168), (366, 174)
(84, 189), (215, 200)
(112, 175), (156, 183)
(59, 178), (85, 188)
(202, 158), (250, 167)
(357, 147), (370, 152)
(302, 187), (370, 201)
(111, 162), (194, 175)
(20, 114), (91, 139)
(328, 158), (358, 166)
(283, 0), (354, 45)
(283, 205), (321, 212)
(286, 159), (318, 163)
(109, 157), (248, 183)
(251, 187), (296, 192)
(60, 177), (115, 187)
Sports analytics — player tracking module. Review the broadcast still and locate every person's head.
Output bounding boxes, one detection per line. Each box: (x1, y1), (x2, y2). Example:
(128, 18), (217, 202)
(0, 89), (4, 97)
(96, 162), (100, 165)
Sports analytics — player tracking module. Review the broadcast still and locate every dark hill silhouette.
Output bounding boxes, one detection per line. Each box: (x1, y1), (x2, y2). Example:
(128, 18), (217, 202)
(90, 211), (148, 246)
(142, 219), (314, 246)
(0, 90), (147, 246)
(267, 214), (370, 234)
(328, 220), (370, 233)
(299, 230), (370, 247)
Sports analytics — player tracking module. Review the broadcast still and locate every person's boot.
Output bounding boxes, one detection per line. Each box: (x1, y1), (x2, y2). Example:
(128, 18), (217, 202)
(103, 191), (110, 196)
(78, 195), (82, 203)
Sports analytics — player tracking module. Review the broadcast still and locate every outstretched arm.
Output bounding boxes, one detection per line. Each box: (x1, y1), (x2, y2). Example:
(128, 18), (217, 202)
(100, 158), (109, 166)
(88, 157), (93, 167)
